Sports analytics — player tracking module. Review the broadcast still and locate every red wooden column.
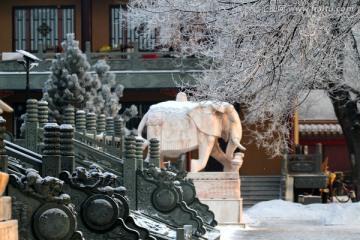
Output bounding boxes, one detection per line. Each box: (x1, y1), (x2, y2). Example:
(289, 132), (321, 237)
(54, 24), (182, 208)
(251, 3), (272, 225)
(81, 0), (92, 52)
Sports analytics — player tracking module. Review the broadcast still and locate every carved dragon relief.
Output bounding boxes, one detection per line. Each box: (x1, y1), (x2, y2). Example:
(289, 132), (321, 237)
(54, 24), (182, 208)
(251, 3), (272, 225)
(59, 164), (126, 197)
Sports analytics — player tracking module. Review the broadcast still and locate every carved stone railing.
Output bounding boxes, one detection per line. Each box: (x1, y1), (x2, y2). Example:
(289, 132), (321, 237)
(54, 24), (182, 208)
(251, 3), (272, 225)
(59, 167), (157, 240)
(16, 100), (125, 174)
(8, 100), (221, 239)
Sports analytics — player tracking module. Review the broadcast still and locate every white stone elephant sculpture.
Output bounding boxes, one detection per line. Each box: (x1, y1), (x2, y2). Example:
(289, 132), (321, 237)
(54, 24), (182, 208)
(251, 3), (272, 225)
(137, 94), (246, 172)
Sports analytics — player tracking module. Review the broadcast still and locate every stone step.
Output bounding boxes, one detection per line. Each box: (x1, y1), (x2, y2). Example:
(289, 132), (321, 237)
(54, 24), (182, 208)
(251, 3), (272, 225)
(242, 195), (279, 202)
(242, 191), (280, 197)
(241, 177), (281, 183)
(240, 176), (282, 208)
(241, 185), (280, 191)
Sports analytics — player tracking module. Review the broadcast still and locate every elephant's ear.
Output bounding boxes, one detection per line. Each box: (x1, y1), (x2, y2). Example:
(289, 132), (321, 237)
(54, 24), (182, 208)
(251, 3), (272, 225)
(187, 105), (222, 137)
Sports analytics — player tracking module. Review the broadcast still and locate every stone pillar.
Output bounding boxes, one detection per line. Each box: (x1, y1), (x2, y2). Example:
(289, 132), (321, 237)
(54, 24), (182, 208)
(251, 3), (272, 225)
(96, 114), (106, 134)
(42, 123), (61, 177)
(25, 99), (39, 152)
(0, 117), (7, 172)
(105, 117), (115, 145)
(75, 110), (86, 133)
(176, 228), (185, 240)
(0, 172), (18, 240)
(37, 100), (49, 128)
(114, 117), (124, 152)
(86, 112), (97, 135)
(135, 137), (143, 171)
(60, 124), (75, 173)
(315, 143), (323, 173)
(124, 135), (137, 210)
(64, 107), (75, 127)
(149, 138), (160, 168)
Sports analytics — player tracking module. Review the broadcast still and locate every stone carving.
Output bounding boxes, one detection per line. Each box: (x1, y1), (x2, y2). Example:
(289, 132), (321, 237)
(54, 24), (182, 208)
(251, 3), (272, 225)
(144, 164), (178, 185)
(137, 92), (246, 172)
(166, 167), (218, 227)
(10, 169), (72, 206)
(60, 164), (125, 196)
(8, 169), (83, 240)
(136, 168), (207, 237)
(60, 166), (156, 240)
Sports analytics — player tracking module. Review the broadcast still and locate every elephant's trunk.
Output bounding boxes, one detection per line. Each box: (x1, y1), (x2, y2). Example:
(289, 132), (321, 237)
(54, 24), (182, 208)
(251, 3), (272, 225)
(228, 108), (246, 152)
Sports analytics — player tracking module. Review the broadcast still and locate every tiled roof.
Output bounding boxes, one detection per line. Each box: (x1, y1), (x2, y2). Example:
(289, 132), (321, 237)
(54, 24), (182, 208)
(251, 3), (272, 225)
(299, 123), (342, 135)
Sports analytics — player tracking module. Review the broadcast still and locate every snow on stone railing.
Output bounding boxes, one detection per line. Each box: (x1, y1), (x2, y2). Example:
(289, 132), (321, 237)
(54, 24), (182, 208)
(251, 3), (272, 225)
(20, 99), (126, 161)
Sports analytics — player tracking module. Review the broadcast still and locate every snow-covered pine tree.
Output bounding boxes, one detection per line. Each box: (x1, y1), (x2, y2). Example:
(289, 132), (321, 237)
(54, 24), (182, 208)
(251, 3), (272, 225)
(91, 60), (124, 118)
(42, 33), (138, 129)
(42, 33), (101, 123)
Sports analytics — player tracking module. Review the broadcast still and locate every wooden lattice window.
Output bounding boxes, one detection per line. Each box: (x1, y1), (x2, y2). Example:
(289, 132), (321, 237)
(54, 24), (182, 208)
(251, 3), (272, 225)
(110, 5), (159, 51)
(13, 6), (75, 52)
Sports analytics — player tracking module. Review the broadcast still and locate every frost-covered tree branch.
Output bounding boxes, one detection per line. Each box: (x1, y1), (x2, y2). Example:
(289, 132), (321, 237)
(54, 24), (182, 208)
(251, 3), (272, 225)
(127, 0), (360, 157)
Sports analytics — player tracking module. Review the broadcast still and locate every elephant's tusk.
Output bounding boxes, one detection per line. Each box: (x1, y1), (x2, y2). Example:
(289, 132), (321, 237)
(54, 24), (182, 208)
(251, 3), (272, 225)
(232, 137), (246, 151)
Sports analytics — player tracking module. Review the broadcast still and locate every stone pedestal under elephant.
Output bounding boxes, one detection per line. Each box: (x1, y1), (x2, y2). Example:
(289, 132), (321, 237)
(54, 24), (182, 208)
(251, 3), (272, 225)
(137, 93), (246, 172)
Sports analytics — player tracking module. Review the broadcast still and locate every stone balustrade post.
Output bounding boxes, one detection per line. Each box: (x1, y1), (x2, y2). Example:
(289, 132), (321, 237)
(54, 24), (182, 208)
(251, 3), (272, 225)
(86, 112), (97, 136)
(60, 124), (75, 173)
(135, 137), (143, 171)
(176, 228), (185, 240)
(25, 99), (39, 153)
(75, 110), (86, 133)
(149, 138), (160, 168)
(124, 135), (137, 210)
(0, 117), (7, 172)
(97, 114), (106, 134)
(42, 123), (61, 177)
(64, 107), (75, 127)
(37, 100), (49, 128)
(105, 117), (115, 146)
(114, 117), (124, 153)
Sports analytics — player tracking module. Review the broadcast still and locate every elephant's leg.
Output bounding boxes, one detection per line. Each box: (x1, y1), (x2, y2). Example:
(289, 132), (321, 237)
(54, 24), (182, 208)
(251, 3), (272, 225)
(159, 154), (165, 169)
(210, 141), (233, 172)
(144, 151), (150, 162)
(191, 133), (216, 172)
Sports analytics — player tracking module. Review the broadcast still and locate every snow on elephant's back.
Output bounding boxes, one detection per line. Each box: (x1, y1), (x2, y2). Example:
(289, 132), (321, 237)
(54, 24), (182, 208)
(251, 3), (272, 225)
(149, 101), (199, 114)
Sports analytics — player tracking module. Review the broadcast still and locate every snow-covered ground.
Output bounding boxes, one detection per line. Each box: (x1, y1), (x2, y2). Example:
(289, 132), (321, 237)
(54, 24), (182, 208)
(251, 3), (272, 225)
(243, 199), (360, 226)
